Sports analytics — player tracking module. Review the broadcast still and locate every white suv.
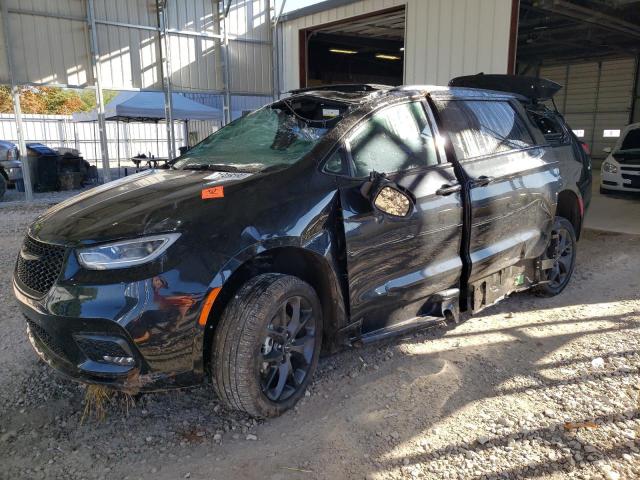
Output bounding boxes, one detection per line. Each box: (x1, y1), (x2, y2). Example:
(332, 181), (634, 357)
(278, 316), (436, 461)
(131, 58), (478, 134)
(600, 123), (640, 194)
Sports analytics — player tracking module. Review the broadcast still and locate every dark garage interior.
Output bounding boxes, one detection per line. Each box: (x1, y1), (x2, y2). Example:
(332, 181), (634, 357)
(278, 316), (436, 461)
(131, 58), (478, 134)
(517, 0), (640, 158)
(304, 7), (405, 87)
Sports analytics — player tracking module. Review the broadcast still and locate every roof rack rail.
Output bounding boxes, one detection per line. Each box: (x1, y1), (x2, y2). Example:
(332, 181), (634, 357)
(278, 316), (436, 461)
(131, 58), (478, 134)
(288, 84), (392, 94)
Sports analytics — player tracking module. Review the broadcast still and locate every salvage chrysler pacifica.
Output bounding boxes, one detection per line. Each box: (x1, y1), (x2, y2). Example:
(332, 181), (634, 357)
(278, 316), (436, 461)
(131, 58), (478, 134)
(14, 77), (591, 417)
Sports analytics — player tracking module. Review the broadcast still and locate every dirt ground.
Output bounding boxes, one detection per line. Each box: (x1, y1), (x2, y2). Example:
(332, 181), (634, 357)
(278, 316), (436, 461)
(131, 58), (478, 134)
(0, 203), (639, 480)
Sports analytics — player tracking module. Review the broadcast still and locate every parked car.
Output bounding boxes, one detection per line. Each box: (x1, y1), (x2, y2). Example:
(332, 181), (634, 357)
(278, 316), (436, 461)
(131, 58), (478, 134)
(14, 79), (590, 417)
(0, 140), (22, 200)
(600, 122), (640, 194)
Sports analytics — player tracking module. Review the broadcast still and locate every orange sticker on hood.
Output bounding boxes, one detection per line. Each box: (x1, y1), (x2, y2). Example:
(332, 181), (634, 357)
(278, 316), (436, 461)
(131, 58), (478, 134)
(201, 186), (224, 199)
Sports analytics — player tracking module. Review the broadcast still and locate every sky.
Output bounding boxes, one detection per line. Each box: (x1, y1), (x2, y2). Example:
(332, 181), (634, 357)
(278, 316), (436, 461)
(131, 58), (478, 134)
(278, 0), (327, 14)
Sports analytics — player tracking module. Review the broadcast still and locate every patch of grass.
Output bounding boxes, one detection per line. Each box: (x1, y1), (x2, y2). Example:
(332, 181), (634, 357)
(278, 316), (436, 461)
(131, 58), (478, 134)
(81, 385), (136, 423)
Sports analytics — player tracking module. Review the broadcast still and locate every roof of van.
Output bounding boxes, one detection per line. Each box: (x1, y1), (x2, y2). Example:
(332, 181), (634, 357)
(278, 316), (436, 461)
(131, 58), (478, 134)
(287, 83), (522, 104)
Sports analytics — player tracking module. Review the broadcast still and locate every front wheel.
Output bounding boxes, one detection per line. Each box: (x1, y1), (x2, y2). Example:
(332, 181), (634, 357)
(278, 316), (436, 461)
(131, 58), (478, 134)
(534, 216), (577, 297)
(211, 273), (322, 417)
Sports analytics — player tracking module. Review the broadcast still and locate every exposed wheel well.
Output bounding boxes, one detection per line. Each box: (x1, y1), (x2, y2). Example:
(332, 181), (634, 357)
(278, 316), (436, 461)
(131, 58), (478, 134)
(556, 190), (583, 239)
(202, 247), (348, 374)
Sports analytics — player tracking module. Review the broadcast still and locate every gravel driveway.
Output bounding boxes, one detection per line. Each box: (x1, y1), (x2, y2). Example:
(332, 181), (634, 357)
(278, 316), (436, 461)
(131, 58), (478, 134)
(1, 203), (638, 480)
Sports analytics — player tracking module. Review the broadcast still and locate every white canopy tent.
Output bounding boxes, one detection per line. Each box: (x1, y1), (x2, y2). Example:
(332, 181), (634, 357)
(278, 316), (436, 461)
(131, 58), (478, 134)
(72, 91), (222, 123)
(72, 92), (223, 174)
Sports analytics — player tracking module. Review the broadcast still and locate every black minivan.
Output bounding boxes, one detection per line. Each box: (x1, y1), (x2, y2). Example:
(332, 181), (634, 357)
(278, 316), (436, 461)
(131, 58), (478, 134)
(14, 78), (591, 417)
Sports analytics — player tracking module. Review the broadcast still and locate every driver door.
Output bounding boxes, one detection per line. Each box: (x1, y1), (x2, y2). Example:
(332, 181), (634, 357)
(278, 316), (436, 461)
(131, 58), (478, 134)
(333, 101), (465, 336)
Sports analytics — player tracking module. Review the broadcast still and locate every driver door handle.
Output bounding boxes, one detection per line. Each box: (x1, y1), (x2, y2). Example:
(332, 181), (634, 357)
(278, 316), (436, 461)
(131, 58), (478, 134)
(435, 183), (462, 196)
(471, 175), (494, 187)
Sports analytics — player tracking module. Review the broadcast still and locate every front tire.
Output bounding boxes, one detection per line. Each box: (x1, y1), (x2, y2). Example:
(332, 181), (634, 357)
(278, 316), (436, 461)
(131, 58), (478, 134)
(211, 273), (322, 417)
(534, 216), (577, 297)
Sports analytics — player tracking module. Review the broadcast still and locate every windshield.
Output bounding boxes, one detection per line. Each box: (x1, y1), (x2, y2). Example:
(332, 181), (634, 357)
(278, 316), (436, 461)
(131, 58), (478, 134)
(172, 104), (333, 172)
(619, 128), (640, 152)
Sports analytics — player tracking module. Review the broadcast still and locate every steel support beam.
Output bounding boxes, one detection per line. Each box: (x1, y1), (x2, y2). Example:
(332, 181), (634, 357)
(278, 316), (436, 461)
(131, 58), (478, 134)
(272, 0), (287, 100)
(157, 1), (176, 160)
(221, 1), (232, 125)
(87, 0), (111, 182)
(1, 0), (34, 200)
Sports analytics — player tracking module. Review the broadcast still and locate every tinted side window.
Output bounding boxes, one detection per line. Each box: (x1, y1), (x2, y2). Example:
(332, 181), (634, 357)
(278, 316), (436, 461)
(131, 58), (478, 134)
(438, 100), (534, 160)
(348, 102), (438, 177)
(323, 148), (349, 175)
(528, 111), (568, 146)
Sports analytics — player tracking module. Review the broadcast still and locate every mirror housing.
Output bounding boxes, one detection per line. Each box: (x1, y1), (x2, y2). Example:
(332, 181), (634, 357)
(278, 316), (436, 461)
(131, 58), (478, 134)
(602, 147), (612, 154)
(373, 185), (412, 217)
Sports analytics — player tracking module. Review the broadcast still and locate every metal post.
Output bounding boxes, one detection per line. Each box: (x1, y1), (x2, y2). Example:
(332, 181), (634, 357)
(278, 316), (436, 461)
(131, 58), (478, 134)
(212, 0), (224, 96)
(1, 0), (34, 200)
(87, 0), (111, 182)
(271, 0), (287, 100)
(222, 0), (232, 124)
(590, 62), (602, 154)
(157, 1), (176, 160)
(116, 122), (121, 178)
(123, 122), (131, 164)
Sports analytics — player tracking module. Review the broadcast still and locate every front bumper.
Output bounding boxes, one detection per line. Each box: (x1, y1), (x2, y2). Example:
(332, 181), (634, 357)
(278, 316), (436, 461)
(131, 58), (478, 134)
(601, 166), (640, 192)
(15, 274), (209, 392)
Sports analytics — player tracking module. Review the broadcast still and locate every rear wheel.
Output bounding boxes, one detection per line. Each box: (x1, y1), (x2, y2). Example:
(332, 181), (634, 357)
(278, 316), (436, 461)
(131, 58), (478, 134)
(211, 273), (322, 417)
(535, 216), (577, 297)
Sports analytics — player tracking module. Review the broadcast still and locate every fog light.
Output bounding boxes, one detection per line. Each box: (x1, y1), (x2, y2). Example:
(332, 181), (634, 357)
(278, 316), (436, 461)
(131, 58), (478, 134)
(103, 355), (135, 366)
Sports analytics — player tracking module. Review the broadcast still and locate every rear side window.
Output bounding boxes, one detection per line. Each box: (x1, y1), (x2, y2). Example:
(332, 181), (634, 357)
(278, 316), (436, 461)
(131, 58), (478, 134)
(437, 100), (534, 160)
(528, 111), (568, 146)
(347, 102), (439, 177)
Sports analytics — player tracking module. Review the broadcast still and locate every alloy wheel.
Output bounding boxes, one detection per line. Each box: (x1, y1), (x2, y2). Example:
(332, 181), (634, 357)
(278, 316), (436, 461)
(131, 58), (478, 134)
(260, 295), (316, 402)
(545, 226), (574, 290)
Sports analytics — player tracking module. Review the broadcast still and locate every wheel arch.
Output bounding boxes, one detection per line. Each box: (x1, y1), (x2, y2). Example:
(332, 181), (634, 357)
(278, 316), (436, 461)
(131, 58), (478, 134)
(556, 189), (584, 240)
(202, 245), (349, 374)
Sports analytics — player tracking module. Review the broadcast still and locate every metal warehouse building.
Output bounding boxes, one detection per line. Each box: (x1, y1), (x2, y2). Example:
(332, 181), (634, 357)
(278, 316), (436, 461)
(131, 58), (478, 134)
(1, 0), (639, 200)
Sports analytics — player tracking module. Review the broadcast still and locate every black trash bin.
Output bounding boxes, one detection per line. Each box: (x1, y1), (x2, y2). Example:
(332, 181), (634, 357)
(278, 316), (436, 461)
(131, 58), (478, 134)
(26, 143), (60, 192)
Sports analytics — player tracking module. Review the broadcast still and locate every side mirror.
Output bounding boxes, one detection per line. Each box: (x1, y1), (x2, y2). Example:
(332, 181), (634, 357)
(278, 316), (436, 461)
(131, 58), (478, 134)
(373, 185), (412, 217)
(602, 147), (612, 154)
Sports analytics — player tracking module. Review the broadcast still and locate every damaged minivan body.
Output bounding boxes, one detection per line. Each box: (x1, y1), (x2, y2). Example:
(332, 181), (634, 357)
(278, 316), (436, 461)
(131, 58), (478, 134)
(14, 80), (591, 417)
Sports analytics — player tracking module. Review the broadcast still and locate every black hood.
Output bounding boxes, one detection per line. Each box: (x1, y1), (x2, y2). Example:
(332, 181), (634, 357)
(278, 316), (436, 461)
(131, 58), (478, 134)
(28, 169), (259, 245)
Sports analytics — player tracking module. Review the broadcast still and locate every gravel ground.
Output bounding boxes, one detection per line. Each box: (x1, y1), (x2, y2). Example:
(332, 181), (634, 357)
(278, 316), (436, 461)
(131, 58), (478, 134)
(0, 202), (639, 480)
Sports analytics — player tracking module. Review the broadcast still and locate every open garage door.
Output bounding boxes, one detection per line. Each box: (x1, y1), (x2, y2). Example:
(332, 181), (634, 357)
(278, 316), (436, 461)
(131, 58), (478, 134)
(300, 7), (405, 88)
(517, 0), (640, 159)
(539, 58), (637, 158)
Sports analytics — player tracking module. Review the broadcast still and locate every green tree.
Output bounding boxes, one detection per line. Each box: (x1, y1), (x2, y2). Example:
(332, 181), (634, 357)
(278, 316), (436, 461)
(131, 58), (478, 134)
(0, 85), (118, 114)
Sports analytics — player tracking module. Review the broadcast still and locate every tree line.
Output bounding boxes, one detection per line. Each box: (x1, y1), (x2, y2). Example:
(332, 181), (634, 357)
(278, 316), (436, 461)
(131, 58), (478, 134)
(0, 86), (117, 115)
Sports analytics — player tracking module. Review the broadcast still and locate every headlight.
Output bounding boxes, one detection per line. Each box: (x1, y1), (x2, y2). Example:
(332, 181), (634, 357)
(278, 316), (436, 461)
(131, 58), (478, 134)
(77, 233), (181, 270)
(602, 162), (618, 174)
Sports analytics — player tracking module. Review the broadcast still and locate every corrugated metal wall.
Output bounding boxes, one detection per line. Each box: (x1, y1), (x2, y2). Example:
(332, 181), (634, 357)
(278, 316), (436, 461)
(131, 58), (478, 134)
(2, 0), (92, 86)
(540, 57), (637, 158)
(405, 0), (511, 86)
(0, 0), (272, 94)
(278, 0), (512, 92)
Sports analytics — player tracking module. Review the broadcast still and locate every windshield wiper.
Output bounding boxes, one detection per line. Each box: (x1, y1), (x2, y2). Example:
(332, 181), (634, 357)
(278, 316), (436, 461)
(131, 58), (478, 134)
(181, 164), (241, 172)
